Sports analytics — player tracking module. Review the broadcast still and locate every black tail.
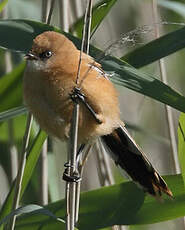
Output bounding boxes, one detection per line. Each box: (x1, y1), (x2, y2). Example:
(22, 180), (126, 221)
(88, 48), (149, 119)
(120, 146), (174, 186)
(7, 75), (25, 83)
(101, 125), (173, 198)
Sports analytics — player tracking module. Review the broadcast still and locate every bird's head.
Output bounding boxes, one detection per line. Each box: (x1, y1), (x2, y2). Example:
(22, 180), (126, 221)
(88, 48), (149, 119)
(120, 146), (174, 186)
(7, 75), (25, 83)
(25, 31), (78, 73)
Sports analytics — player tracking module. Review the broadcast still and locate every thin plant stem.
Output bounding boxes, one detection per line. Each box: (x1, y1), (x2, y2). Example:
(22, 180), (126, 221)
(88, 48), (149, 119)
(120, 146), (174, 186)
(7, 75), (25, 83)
(58, 0), (71, 228)
(75, 144), (93, 223)
(8, 120), (18, 182)
(58, 0), (70, 229)
(73, 0), (93, 225)
(152, 2), (183, 230)
(65, 105), (80, 230)
(77, 144), (93, 176)
(70, 0), (83, 23)
(152, 0), (180, 173)
(6, 52), (18, 182)
(95, 141), (114, 187)
(58, 0), (69, 32)
(95, 146), (109, 187)
(9, 113), (33, 230)
(41, 0), (49, 23)
(2, 3), (19, 184)
(65, 1), (93, 229)
(75, 1), (90, 85)
(83, 0), (92, 54)
(96, 139), (114, 185)
(65, 135), (71, 229)
(68, 104), (80, 230)
(40, 140), (48, 205)
(39, 0), (51, 207)
(47, 0), (56, 25)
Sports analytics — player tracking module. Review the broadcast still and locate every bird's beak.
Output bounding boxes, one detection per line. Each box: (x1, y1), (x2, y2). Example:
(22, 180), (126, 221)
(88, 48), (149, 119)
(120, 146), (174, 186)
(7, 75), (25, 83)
(24, 52), (38, 60)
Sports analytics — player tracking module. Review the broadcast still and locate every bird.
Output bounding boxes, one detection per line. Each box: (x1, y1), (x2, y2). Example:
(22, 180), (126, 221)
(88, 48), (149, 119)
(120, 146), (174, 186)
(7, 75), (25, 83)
(23, 31), (173, 199)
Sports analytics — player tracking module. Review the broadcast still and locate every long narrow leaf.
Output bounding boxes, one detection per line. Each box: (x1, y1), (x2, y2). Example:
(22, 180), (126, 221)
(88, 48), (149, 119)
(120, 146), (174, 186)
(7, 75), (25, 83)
(178, 113), (185, 186)
(0, 62), (25, 112)
(0, 106), (27, 122)
(0, 130), (47, 221)
(71, 0), (118, 37)
(132, 174), (184, 225)
(0, 204), (65, 227)
(101, 56), (185, 113)
(0, 19), (60, 52)
(16, 181), (145, 229)
(122, 26), (185, 68)
(15, 174), (185, 229)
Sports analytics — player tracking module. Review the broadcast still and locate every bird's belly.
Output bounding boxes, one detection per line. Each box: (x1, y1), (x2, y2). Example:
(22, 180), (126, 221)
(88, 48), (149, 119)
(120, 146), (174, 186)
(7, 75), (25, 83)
(24, 95), (120, 144)
(24, 90), (69, 140)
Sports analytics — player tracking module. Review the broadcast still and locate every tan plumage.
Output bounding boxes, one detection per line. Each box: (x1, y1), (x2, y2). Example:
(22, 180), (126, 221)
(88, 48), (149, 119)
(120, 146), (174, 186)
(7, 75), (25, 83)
(23, 31), (173, 198)
(24, 31), (120, 143)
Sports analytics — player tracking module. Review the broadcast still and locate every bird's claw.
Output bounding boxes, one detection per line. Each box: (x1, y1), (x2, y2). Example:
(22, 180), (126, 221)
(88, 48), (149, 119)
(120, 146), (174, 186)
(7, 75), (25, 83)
(63, 162), (81, 182)
(70, 87), (85, 104)
(70, 87), (102, 124)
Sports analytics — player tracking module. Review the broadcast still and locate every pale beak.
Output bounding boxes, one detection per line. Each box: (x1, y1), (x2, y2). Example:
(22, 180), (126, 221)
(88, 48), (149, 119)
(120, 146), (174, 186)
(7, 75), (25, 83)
(24, 52), (38, 60)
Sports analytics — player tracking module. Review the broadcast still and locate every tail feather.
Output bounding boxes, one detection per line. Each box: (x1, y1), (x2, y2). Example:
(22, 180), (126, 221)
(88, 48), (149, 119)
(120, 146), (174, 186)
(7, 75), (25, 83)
(101, 125), (173, 198)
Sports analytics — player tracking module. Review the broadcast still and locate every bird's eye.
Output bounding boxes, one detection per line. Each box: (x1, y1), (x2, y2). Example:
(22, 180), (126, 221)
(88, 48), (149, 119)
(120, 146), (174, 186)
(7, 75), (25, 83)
(39, 51), (52, 59)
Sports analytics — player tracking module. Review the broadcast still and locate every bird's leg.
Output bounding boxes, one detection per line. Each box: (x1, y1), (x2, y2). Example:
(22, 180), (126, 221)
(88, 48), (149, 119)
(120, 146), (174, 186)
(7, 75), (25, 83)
(63, 144), (85, 182)
(70, 87), (102, 124)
